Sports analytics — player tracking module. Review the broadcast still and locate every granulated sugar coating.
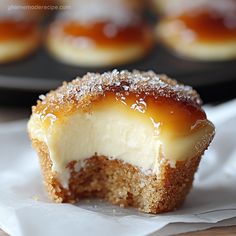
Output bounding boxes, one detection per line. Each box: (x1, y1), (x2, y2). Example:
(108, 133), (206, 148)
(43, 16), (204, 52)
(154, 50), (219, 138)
(34, 70), (202, 116)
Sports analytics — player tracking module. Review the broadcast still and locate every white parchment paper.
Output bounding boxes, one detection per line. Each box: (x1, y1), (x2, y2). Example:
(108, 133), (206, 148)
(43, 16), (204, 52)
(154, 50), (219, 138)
(0, 100), (236, 236)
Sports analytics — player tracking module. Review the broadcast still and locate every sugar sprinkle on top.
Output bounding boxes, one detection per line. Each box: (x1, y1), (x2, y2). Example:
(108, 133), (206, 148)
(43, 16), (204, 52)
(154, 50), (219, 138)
(35, 70), (202, 114)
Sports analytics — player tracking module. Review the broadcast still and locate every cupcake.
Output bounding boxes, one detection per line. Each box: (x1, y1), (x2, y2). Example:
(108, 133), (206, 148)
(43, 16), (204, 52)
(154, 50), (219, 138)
(28, 70), (215, 213)
(46, 0), (153, 67)
(0, 0), (40, 63)
(156, 0), (236, 60)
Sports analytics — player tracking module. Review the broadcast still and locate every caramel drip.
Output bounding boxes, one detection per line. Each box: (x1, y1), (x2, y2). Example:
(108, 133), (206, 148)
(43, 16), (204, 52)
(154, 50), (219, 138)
(36, 90), (206, 138)
(93, 92), (206, 137)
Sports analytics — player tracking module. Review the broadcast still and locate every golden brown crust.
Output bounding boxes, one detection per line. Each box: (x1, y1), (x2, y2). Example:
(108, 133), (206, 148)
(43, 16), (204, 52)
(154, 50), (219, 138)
(32, 70), (202, 119)
(32, 138), (203, 213)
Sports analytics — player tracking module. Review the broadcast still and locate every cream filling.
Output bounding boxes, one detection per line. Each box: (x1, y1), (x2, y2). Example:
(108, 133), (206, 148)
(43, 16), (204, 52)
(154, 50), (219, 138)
(28, 105), (214, 185)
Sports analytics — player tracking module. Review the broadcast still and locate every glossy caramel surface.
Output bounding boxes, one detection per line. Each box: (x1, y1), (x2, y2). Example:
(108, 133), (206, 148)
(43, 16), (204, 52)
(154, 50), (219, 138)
(94, 92), (206, 137)
(36, 89), (206, 138)
(0, 20), (36, 41)
(52, 21), (151, 47)
(176, 11), (236, 42)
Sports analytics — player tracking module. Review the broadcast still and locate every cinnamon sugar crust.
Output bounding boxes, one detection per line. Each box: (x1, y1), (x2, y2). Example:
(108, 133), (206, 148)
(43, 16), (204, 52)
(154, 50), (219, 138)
(32, 138), (202, 213)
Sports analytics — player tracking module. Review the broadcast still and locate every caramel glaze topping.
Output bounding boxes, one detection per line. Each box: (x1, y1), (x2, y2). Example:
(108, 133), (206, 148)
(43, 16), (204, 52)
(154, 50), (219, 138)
(0, 20), (37, 41)
(175, 10), (236, 42)
(33, 70), (205, 138)
(50, 20), (152, 47)
(93, 91), (206, 137)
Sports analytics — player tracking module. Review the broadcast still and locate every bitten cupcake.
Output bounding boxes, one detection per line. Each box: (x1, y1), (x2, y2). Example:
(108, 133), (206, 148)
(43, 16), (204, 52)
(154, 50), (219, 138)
(28, 70), (215, 213)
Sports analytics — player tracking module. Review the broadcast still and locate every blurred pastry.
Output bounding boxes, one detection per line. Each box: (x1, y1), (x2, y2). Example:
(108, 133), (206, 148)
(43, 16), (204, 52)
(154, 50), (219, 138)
(0, 20), (40, 63)
(0, 1), (40, 63)
(46, 0), (153, 67)
(28, 70), (215, 213)
(156, 0), (236, 60)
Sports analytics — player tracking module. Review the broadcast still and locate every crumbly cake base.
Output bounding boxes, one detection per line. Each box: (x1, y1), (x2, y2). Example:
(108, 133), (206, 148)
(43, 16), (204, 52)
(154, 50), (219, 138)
(32, 139), (202, 214)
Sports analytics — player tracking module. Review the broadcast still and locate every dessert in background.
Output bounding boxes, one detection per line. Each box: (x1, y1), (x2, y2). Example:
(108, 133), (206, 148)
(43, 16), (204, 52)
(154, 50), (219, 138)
(0, 0), (41, 63)
(28, 70), (215, 213)
(156, 0), (236, 61)
(46, 0), (153, 67)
